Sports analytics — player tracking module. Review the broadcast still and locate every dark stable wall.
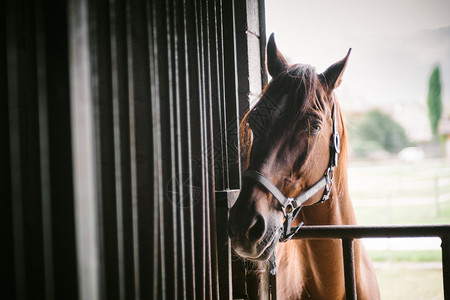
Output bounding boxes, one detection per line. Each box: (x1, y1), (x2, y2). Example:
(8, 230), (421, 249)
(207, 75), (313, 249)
(2, 0), (267, 299)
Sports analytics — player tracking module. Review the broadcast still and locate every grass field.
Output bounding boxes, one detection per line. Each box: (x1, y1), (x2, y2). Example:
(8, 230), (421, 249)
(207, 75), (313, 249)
(368, 250), (442, 262)
(355, 200), (450, 226)
(376, 268), (443, 300)
(348, 158), (450, 225)
(347, 158), (450, 299)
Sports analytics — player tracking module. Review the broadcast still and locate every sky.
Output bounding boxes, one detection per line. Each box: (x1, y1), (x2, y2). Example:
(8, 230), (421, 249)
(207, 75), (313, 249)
(266, 0), (450, 37)
(265, 0), (450, 141)
(265, 0), (450, 68)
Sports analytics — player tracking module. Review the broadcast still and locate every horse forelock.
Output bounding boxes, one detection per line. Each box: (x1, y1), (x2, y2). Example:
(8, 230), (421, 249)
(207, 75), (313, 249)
(240, 64), (330, 165)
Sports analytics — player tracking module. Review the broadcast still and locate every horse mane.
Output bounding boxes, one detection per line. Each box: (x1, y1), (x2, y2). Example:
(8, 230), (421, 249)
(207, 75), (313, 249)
(239, 64), (349, 198)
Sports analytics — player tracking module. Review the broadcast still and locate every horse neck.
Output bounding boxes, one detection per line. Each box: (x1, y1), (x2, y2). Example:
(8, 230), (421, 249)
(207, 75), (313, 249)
(301, 166), (357, 226)
(276, 167), (358, 299)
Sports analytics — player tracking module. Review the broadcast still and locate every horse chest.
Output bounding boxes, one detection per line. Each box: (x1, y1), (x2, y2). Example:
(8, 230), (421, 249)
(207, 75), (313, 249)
(276, 240), (346, 300)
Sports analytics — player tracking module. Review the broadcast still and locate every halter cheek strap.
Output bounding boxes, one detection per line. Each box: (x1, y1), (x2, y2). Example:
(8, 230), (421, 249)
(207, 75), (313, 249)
(242, 102), (341, 242)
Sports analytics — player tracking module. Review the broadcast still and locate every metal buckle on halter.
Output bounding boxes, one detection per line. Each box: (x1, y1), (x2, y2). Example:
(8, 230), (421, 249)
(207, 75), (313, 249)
(318, 167), (334, 203)
(331, 132), (340, 168)
(334, 132), (341, 153)
(280, 210), (303, 242)
(326, 167), (334, 186)
(280, 222), (302, 243)
(279, 198), (303, 242)
(281, 198), (295, 217)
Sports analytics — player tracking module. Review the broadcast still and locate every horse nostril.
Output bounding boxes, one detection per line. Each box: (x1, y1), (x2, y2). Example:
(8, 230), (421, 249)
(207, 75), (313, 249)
(247, 214), (266, 241)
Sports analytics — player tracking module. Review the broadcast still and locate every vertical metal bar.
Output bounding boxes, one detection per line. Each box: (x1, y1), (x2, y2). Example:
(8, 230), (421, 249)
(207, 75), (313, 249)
(147, 1), (165, 298)
(192, 0), (209, 298)
(222, 0), (241, 190)
(35, 2), (54, 299)
(6, 1), (26, 298)
(216, 191), (239, 300)
(210, 0), (226, 192)
(37, 1), (78, 298)
(177, 2), (189, 297)
(342, 239), (357, 300)
(181, 1), (198, 298)
(68, 0), (101, 299)
(204, 1), (221, 297)
(124, 0), (141, 298)
(257, 0), (267, 87)
(170, 0), (191, 298)
(162, 0), (178, 297)
(442, 236), (450, 299)
(109, 0), (126, 298)
(246, 262), (271, 300)
(0, 0), (15, 297)
(127, 0), (160, 298)
(89, 0), (122, 298)
(198, 0), (217, 297)
(269, 269), (277, 300)
(110, 0), (135, 299)
(185, 0), (204, 298)
(87, 5), (107, 299)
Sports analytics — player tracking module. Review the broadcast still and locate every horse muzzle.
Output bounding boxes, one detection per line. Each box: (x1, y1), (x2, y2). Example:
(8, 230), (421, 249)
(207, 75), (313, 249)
(227, 192), (283, 260)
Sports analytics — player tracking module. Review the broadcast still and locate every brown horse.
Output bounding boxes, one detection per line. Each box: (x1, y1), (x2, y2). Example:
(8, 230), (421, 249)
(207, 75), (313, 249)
(228, 34), (380, 299)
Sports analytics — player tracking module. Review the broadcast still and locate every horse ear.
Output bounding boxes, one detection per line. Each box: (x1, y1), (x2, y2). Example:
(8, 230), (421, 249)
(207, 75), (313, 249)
(267, 33), (288, 78)
(321, 48), (352, 90)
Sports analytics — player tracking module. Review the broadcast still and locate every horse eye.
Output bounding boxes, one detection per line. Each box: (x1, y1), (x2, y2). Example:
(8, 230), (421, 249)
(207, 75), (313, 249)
(310, 121), (322, 135)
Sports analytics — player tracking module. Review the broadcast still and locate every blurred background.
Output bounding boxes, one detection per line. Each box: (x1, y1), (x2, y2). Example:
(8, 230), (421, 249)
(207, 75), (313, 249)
(265, 0), (450, 299)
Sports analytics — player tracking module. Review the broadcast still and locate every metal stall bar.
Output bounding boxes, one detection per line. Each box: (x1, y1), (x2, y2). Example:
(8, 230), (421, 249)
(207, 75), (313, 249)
(69, 0), (102, 298)
(190, 0), (216, 298)
(293, 225), (450, 239)
(180, 0), (198, 298)
(0, 0), (14, 296)
(294, 225), (450, 300)
(342, 239), (356, 300)
(442, 236), (450, 300)
(89, 0), (122, 298)
(109, 0), (135, 298)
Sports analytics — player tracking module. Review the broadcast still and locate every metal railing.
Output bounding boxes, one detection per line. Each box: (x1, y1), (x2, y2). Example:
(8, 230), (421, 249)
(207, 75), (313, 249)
(293, 224), (450, 300)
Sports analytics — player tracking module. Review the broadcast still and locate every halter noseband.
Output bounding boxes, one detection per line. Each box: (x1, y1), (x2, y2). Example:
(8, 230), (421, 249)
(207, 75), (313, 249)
(242, 102), (341, 242)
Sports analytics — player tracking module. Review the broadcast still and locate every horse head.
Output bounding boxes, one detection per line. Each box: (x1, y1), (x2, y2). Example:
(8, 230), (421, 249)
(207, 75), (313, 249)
(228, 33), (350, 261)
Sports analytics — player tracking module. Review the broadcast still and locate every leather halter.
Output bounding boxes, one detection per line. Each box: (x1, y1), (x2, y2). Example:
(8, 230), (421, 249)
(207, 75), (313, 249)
(242, 102), (341, 242)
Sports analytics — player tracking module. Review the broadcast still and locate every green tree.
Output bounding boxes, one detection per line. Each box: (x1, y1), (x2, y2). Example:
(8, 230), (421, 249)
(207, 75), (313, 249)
(356, 109), (410, 154)
(427, 66), (442, 139)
